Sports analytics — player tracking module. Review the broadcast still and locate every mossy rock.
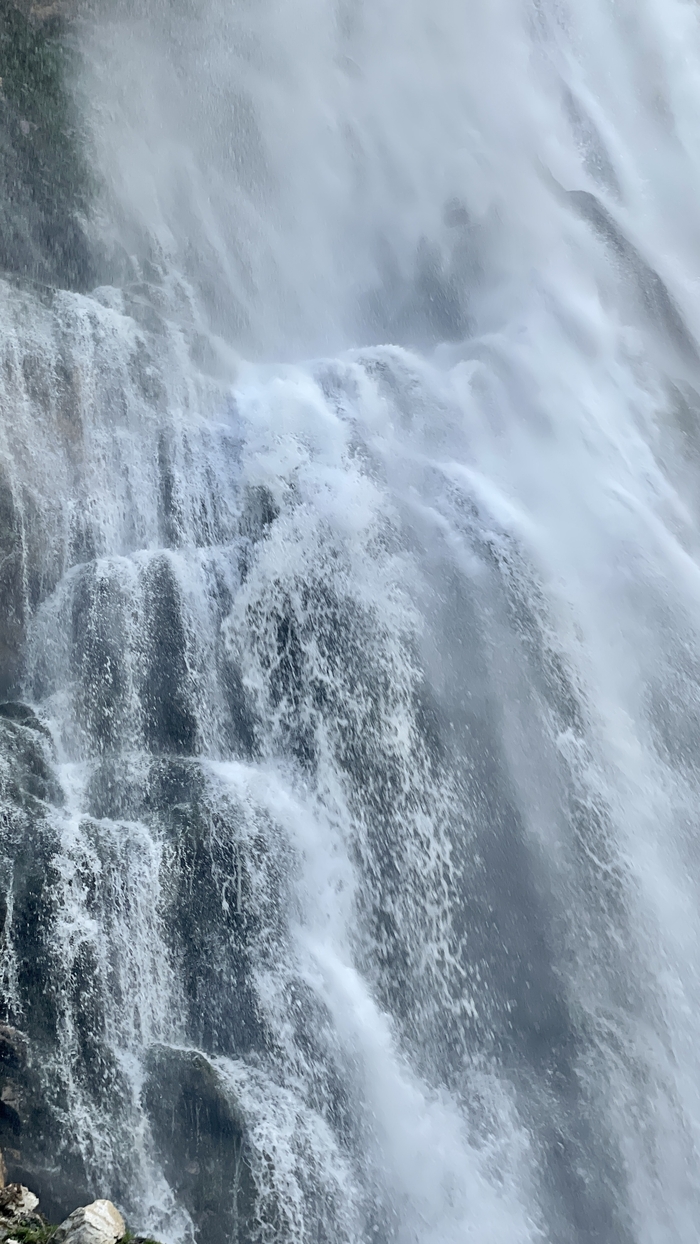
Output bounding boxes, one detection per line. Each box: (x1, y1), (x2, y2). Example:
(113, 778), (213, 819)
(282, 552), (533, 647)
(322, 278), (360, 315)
(4, 1223), (57, 1244)
(4, 1223), (165, 1244)
(121, 1233), (165, 1244)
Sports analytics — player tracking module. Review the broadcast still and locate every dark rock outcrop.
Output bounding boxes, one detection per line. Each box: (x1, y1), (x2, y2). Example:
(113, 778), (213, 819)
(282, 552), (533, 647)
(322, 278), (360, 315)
(143, 1048), (256, 1244)
(0, 705), (96, 1222)
(0, 468), (27, 699)
(0, 0), (95, 290)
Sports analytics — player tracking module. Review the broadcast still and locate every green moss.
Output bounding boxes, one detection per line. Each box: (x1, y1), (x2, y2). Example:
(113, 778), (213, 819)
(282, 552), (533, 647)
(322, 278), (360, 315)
(2, 1225), (165, 1244)
(6, 1223), (57, 1244)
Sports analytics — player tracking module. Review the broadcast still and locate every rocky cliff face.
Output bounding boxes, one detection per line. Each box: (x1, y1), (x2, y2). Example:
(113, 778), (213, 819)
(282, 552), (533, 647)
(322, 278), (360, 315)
(0, 226), (273, 1234)
(0, 7), (237, 1234)
(0, 0), (94, 289)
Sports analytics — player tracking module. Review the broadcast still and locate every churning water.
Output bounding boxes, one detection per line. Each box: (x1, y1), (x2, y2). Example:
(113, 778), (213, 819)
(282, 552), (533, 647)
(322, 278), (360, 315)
(2, 1), (700, 1241)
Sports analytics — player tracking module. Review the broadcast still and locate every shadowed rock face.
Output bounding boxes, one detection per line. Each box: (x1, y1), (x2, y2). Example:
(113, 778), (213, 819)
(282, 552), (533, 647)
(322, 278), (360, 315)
(143, 1049), (256, 1244)
(0, 677), (266, 1230)
(0, 709), (97, 1222)
(0, 470), (26, 699)
(0, 0), (95, 289)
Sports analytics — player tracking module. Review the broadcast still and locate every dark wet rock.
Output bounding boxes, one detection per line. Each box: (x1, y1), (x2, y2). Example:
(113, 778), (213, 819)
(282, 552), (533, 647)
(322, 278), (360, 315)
(0, 720), (96, 1218)
(157, 795), (266, 1057)
(0, 927), (99, 1219)
(0, 704), (49, 737)
(70, 565), (131, 756)
(0, 0), (96, 291)
(0, 1028), (27, 1082)
(143, 1047), (256, 1244)
(141, 557), (199, 757)
(0, 1027), (29, 1155)
(0, 468), (26, 700)
(0, 712), (61, 807)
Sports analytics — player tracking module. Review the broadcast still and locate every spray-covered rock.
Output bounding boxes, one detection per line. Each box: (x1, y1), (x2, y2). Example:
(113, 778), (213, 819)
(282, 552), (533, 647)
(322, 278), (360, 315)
(0, 0), (95, 289)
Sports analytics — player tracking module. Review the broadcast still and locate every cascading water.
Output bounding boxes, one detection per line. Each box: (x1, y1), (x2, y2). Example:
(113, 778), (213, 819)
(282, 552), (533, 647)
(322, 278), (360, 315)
(1, 0), (700, 1241)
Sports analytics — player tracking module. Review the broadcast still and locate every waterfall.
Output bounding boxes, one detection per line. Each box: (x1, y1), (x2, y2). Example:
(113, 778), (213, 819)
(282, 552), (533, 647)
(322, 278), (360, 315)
(1, 1), (700, 1241)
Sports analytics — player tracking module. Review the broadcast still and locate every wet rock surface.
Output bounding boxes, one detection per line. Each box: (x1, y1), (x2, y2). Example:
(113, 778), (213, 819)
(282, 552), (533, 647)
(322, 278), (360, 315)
(0, 690), (269, 1241)
(0, 703), (95, 1221)
(143, 1048), (255, 1244)
(0, 0), (95, 290)
(0, 470), (27, 699)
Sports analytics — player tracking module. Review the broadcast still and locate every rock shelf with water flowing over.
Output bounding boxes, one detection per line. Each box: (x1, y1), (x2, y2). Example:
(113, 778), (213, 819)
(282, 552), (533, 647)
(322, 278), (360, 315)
(2, 1), (700, 1243)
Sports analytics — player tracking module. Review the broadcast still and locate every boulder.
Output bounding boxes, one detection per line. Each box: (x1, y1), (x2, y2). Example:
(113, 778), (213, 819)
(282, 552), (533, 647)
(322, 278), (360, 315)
(53, 1200), (125, 1244)
(143, 1047), (255, 1244)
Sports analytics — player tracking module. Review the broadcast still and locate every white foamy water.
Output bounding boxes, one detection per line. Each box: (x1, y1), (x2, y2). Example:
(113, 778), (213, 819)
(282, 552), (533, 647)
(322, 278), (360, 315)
(1, 1), (700, 1241)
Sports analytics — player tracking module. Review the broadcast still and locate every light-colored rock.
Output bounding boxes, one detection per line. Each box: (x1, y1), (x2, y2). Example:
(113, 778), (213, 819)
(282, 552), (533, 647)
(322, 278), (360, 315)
(53, 1200), (125, 1244)
(0, 1184), (39, 1221)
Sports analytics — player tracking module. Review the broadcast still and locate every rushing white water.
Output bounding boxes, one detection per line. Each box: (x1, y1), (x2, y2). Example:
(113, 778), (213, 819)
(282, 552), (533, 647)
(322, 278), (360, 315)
(2, 1), (700, 1242)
